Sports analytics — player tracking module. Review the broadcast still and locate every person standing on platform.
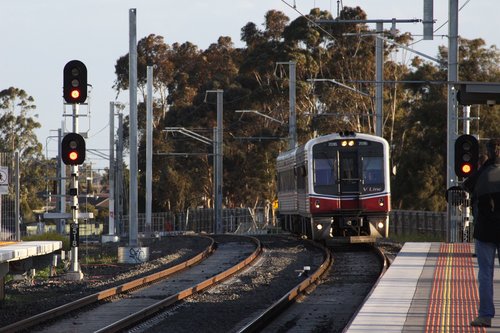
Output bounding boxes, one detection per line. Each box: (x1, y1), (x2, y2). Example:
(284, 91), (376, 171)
(463, 139), (500, 328)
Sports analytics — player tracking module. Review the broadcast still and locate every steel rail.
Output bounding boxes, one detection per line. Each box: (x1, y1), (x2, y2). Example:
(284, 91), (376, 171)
(96, 235), (262, 333)
(0, 235), (216, 333)
(338, 244), (389, 331)
(237, 239), (333, 333)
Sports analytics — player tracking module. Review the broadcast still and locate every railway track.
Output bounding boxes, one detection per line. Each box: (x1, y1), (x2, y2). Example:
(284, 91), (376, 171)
(2, 235), (391, 332)
(127, 235), (331, 333)
(1, 235), (260, 333)
(246, 243), (388, 332)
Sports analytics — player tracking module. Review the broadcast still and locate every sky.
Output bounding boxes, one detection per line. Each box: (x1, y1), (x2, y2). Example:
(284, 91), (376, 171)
(1, 0), (498, 170)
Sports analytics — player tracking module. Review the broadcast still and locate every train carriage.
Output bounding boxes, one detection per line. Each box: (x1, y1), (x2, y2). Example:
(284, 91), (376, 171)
(277, 132), (391, 243)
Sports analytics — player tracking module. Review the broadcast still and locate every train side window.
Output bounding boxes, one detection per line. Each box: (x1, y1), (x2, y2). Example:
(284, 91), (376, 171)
(297, 165), (306, 190)
(278, 169), (295, 191)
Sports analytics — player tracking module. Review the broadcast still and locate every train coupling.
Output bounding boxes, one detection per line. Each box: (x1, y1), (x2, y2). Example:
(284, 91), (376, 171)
(340, 217), (364, 228)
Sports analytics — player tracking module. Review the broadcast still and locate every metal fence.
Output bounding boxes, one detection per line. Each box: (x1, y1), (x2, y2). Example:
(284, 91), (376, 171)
(0, 152), (18, 241)
(388, 188), (473, 242)
(119, 207), (269, 237)
(389, 210), (448, 240)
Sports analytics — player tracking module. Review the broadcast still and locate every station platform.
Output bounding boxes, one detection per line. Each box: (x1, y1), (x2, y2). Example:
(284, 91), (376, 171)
(0, 240), (62, 264)
(346, 242), (500, 332)
(0, 240), (63, 299)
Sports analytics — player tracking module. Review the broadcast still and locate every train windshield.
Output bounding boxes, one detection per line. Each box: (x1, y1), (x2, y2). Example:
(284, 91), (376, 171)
(312, 139), (385, 195)
(362, 157), (383, 185)
(314, 158), (336, 186)
(313, 143), (338, 194)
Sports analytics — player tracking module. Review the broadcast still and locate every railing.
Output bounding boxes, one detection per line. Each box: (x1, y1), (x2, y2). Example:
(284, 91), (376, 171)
(389, 210), (447, 240)
(119, 208), (268, 236)
(14, 208), (464, 242)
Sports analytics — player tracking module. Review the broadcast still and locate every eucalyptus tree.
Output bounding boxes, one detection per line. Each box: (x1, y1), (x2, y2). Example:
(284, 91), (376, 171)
(0, 87), (46, 221)
(392, 37), (500, 211)
(112, 7), (500, 214)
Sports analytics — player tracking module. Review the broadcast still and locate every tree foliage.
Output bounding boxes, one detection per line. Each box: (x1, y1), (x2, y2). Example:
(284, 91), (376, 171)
(112, 7), (500, 213)
(0, 87), (46, 220)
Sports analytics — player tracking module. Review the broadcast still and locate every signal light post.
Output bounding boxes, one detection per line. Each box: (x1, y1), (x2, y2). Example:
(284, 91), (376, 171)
(62, 60), (87, 281)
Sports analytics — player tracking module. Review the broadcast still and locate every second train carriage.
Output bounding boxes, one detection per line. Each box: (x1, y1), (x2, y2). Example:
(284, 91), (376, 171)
(277, 132), (391, 243)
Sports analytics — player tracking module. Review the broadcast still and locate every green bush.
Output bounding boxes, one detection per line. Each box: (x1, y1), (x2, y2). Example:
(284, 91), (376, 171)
(22, 232), (70, 250)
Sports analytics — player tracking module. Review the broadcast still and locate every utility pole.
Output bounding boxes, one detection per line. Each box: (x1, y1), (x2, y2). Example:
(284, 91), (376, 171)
(116, 111), (124, 236)
(446, 0), (459, 242)
(205, 90), (224, 234)
(117, 8), (149, 263)
(145, 66), (153, 233)
(128, 8), (138, 247)
(109, 102), (114, 237)
(102, 102), (118, 243)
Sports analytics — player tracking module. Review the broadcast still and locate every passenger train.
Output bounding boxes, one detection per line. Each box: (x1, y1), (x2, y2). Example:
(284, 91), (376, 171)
(276, 132), (391, 243)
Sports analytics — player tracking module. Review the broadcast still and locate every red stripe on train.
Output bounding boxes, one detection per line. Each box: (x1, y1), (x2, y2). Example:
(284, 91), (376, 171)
(309, 195), (390, 214)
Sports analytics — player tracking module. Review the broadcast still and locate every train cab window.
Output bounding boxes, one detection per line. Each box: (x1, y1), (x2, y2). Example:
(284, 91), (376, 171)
(362, 157), (383, 184)
(314, 158), (336, 186)
(340, 154), (358, 180)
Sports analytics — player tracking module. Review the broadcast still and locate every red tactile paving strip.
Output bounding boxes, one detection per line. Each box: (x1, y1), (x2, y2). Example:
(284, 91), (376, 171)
(425, 243), (485, 333)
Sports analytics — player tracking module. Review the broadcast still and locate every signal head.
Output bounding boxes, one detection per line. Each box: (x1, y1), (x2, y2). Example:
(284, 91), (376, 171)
(454, 134), (478, 178)
(61, 133), (86, 165)
(63, 60), (87, 104)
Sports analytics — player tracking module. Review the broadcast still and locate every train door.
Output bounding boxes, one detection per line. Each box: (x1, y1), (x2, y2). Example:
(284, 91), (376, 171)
(338, 151), (360, 195)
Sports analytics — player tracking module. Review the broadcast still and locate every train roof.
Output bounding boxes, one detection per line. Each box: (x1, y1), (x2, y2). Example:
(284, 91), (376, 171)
(277, 132), (389, 162)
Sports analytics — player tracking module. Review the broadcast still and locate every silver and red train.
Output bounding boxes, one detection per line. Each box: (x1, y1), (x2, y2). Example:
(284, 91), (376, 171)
(276, 132), (390, 243)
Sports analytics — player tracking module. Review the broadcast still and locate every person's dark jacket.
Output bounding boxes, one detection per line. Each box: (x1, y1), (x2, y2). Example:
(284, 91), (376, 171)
(464, 159), (500, 242)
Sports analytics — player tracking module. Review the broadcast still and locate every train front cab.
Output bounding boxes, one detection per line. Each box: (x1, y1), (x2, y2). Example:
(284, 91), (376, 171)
(308, 134), (390, 243)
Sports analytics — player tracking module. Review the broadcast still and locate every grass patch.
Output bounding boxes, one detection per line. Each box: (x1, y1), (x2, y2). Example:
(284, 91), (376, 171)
(22, 232), (70, 250)
(81, 254), (117, 265)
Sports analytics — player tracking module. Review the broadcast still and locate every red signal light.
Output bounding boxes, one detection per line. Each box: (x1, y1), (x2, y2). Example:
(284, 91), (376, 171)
(461, 163), (472, 174)
(69, 151), (78, 161)
(70, 89), (80, 100)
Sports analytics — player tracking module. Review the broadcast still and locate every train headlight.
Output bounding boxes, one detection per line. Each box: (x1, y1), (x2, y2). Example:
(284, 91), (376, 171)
(315, 200), (320, 208)
(316, 224), (323, 230)
(341, 140), (355, 147)
(377, 222), (385, 229)
(378, 198), (384, 207)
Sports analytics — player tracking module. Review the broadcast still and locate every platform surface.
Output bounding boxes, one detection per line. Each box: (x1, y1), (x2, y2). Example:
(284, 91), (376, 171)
(0, 241), (62, 263)
(347, 242), (500, 332)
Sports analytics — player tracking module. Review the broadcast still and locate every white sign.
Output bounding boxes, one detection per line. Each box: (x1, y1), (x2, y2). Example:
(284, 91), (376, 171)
(0, 166), (8, 195)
